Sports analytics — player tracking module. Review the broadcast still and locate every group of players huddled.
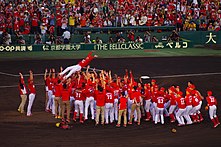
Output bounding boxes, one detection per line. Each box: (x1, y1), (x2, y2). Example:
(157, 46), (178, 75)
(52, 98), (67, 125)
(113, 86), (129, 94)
(18, 52), (220, 128)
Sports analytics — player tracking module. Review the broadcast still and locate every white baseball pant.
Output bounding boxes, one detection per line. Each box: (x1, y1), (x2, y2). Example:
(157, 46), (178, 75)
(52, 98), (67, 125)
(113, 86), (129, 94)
(27, 93), (36, 116)
(85, 96), (95, 120)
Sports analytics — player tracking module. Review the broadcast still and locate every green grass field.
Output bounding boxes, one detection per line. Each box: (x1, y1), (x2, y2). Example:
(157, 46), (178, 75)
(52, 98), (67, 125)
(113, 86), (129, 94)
(0, 48), (221, 61)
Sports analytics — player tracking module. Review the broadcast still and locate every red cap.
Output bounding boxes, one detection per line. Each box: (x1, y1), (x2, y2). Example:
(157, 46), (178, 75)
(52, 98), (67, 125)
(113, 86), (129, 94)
(207, 91), (212, 96)
(151, 79), (156, 83)
(160, 87), (165, 92)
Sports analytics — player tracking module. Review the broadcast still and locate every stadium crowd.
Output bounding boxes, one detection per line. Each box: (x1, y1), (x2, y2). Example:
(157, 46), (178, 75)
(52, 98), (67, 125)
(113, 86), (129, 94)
(18, 51), (220, 128)
(0, 0), (221, 37)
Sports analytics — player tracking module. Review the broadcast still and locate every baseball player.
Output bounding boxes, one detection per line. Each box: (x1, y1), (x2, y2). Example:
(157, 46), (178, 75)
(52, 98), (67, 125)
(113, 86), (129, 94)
(105, 86), (115, 124)
(168, 86), (177, 123)
(18, 73), (27, 114)
(190, 90), (203, 123)
(27, 70), (36, 116)
(60, 51), (98, 79)
(175, 91), (186, 126)
(84, 72), (95, 120)
(73, 86), (85, 123)
(206, 91), (220, 128)
(155, 91), (165, 124)
(116, 91), (128, 127)
(184, 89), (193, 125)
(45, 69), (54, 113)
(143, 83), (152, 121)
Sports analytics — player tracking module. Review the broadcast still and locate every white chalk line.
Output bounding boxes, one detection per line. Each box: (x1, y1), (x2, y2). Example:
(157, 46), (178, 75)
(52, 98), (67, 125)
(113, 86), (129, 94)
(0, 71), (221, 89)
(151, 72), (221, 79)
(0, 67), (102, 77)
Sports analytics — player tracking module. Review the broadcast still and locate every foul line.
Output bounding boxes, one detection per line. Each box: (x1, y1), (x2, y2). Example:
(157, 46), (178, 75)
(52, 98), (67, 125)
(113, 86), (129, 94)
(0, 67), (102, 78)
(1, 71), (221, 89)
(151, 72), (221, 79)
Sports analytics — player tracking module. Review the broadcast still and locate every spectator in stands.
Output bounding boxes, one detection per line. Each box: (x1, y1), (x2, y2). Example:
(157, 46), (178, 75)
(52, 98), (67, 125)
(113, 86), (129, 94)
(199, 21), (207, 31)
(46, 34), (56, 45)
(95, 37), (103, 44)
(84, 32), (91, 44)
(207, 23), (215, 31)
(2, 31), (12, 45)
(108, 37), (114, 43)
(188, 21), (197, 31)
(31, 13), (39, 34)
(144, 31), (151, 43)
(62, 28), (71, 44)
(127, 31), (135, 42)
(214, 22), (220, 31)
(17, 35), (26, 45)
(69, 13), (75, 34)
(118, 36), (125, 43)
(167, 30), (180, 42)
(152, 36), (159, 43)
(34, 33), (43, 44)
(135, 35), (143, 43)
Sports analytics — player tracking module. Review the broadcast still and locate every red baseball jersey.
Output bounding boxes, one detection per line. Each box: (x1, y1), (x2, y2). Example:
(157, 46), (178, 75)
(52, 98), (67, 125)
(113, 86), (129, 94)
(105, 92), (114, 104)
(176, 97), (186, 109)
(131, 91), (141, 103)
(54, 83), (62, 97)
(185, 95), (192, 106)
(192, 96), (200, 107)
(206, 96), (217, 106)
(143, 89), (151, 100)
(61, 87), (71, 101)
(156, 96), (165, 108)
(74, 90), (85, 101)
(78, 52), (95, 67)
(18, 77), (27, 95)
(28, 81), (36, 94)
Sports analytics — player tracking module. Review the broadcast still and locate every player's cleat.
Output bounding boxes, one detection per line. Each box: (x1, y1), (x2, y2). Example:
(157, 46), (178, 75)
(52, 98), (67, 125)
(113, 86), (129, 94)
(17, 109), (21, 112)
(170, 120), (175, 123)
(178, 123), (185, 127)
(137, 122), (140, 126)
(66, 119), (70, 123)
(128, 122), (132, 125)
(55, 116), (58, 119)
(80, 120), (84, 124)
(214, 124), (219, 128)
(27, 114), (32, 117)
(116, 124), (120, 127)
(58, 116), (62, 119)
(72, 118), (76, 122)
(123, 124), (127, 127)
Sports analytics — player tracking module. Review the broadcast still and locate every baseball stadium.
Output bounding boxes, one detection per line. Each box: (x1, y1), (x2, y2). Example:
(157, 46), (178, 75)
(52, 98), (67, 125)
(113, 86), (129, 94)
(1, 0), (221, 146)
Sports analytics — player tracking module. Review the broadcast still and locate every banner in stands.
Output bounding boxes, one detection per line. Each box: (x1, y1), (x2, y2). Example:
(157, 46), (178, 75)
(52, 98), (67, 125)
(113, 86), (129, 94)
(94, 43), (144, 50)
(0, 42), (190, 52)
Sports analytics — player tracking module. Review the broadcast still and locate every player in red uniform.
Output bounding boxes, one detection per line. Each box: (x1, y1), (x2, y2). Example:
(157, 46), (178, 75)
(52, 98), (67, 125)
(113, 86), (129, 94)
(105, 86), (115, 124)
(18, 73), (27, 114)
(143, 83), (152, 121)
(175, 91), (186, 126)
(155, 91), (165, 124)
(168, 86), (177, 123)
(73, 86), (85, 123)
(27, 70), (36, 116)
(60, 51), (98, 79)
(206, 91), (220, 128)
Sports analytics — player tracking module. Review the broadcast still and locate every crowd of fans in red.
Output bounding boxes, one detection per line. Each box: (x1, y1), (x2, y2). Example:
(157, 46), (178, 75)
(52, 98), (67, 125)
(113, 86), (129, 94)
(0, 0), (220, 36)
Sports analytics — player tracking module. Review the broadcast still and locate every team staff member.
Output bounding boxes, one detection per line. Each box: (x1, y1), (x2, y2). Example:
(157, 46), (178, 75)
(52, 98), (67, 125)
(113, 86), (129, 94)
(18, 72), (27, 114)
(27, 70), (36, 116)
(128, 86), (143, 125)
(116, 91), (128, 127)
(206, 91), (220, 128)
(54, 79), (62, 119)
(60, 51), (98, 79)
(95, 82), (106, 126)
(61, 83), (72, 123)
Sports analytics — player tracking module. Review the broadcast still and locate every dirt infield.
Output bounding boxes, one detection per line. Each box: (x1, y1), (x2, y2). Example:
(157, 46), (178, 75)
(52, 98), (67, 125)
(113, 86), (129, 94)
(0, 56), (221, 146)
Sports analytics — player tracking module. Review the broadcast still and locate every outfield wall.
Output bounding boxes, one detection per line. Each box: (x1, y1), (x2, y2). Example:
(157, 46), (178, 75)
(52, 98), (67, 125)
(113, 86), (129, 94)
(0, 41), (194, 52)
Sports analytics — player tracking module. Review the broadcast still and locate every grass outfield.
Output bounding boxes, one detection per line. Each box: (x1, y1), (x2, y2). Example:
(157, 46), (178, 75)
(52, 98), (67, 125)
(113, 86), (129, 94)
(0, 48), (221, 61)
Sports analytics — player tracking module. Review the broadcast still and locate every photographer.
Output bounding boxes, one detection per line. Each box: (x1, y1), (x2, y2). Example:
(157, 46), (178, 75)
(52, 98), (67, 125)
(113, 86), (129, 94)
(167, 30), (180, 42)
